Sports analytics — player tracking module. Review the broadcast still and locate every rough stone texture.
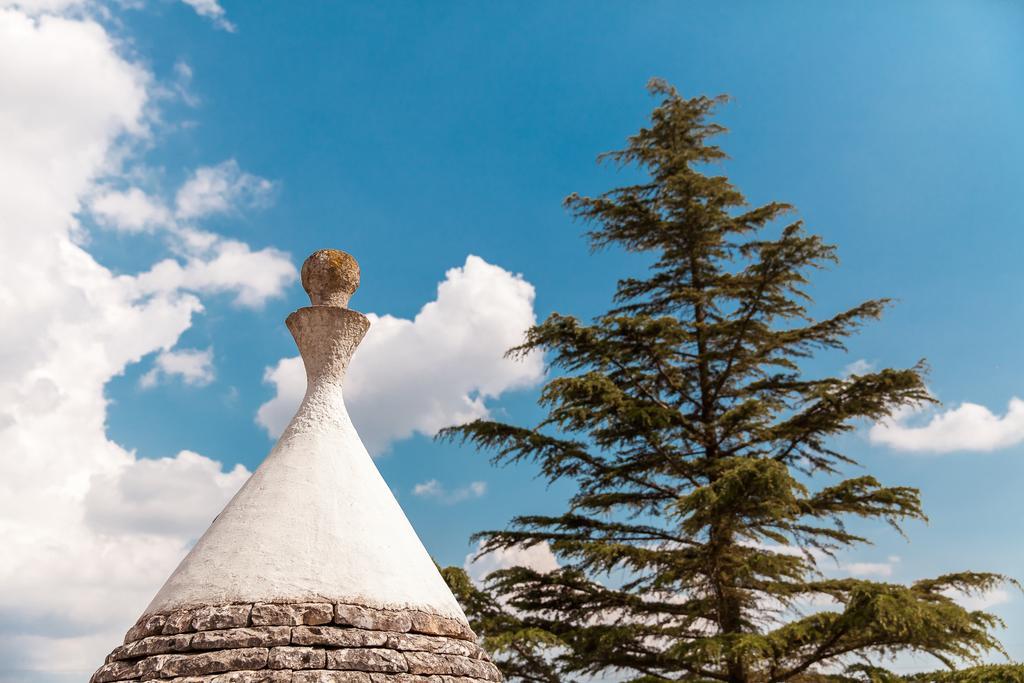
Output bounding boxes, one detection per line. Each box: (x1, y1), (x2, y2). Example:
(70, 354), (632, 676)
(103, 648), (271, 681)
(327, 648), (408, 674)
(212, 673), (294, 683)
(128, 653), (175, 680)
(465, 662), (503, 682)
(163, 609), (198, 635)
(301, 249), (361, 308)
(164, 648), (270, 678)
(192, 605), (253, 632)
(292, 626), (388, 648)
(94, 602), (500, 683)
(111, 633), (194, 660)
(252, 602), (334, 626)
(138, 673), (293, 683)
(193, 627), (291, 650)
(268, 646), (326, 670)
(403, 653), (500, 681)
(93, 659), (136, 683)
(334, 605), (411, 634)
(387, 633), (482, 659)
(408, 613), (473, 641)
(127, 613), (169, 642)
(294, 673), (371, 683)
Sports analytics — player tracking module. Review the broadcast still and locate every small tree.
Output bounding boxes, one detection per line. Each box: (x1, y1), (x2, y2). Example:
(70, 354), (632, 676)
(442, 81), (1018, 682)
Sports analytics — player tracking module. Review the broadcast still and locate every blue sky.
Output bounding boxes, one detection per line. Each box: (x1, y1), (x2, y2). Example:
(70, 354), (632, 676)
(2, 0), (1024, 680)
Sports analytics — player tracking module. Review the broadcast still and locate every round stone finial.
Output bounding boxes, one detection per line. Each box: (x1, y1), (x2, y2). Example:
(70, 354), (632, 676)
(301, 249), (360, 307)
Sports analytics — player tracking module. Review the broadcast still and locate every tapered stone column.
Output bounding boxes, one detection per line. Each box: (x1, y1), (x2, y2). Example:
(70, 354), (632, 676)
(90, 249), (502, 683)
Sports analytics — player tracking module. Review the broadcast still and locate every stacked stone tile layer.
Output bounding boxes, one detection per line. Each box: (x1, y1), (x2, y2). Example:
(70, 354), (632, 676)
(90, 602), (501, 683)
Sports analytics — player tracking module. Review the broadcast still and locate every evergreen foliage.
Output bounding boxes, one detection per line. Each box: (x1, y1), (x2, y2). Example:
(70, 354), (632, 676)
(440, 81), (1019, 682)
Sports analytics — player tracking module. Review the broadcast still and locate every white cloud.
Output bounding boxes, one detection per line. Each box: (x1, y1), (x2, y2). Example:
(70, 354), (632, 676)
(412, 479), (486, 505)
(175, 159), (273, 219)
(464, 540), (560, 585)
(945, 587), (1011, 612)
(140, 347), (215, 388)
(179, 0), (235, 32)
(131, 234), (296, 309)
(90, 186), (172, 232)
(256, 254), (544, 453)
(85, 170), (295, 309)
(748, 542), (900, 579)
(84, 450), (248, 537)
(842, 358), (874, 377)
(0, 5), (267, 680)
(0, 9), (148, 233)
(89, 160), (277, 236)
(412, 479), (442, 497)
(256, 355), (304, 437)
(870, 398), (1024, 453)
(0, 0), (85, 14)
(843, 561), (895, 578)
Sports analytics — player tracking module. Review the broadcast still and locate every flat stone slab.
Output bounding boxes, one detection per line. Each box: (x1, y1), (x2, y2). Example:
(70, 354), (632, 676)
(253, 604), (334, 627)
(134, 675), (491, 683)
(125, 603), (474, 642)
(292, 627), (388, 649)
(327, 648), (407, 674)
(194, 628), (292, 651)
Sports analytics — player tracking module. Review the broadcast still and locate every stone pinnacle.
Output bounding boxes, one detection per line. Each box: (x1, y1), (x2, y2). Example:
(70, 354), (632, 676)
(89, 246), (501, 683)
(300, 248), (361, 307)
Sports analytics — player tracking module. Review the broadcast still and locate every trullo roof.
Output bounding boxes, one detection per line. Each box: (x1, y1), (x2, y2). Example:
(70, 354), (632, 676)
(91, 249), (502, 683)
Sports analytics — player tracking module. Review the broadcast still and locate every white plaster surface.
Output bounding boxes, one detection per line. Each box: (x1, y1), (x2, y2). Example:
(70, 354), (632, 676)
(145, 305), (467, 621)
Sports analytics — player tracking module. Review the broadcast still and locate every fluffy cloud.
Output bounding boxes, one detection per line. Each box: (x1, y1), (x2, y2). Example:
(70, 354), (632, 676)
(869, 398), (1024, 453)
(0, 0), (85, 13)
(847, 358), (1024, 455)
(89, 186), (173, 232)
(90, 158), (277, 234)
(256, 355), (304, 437)
(256, 255), (544, 453)
(464, 540), (560, 585)
(0, 8), (148, 232)
(412, 479), (487, 505)
(131, 235), (296, 309)
(0, 6), (271, 680)
(84, 450), (248, 537)
(86, 166), (295, 309)
(140, 347), (215, 388)
(174, 159), (273, 219)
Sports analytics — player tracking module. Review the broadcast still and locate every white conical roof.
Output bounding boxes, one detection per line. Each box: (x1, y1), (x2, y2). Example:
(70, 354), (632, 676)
(144, 250), (465, 621)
